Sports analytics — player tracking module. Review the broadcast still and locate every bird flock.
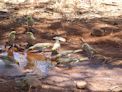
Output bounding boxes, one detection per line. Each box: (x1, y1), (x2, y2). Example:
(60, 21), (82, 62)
(0, 30), (89, 79)
(0, 16), (107, 89)
(0, 26), (110, 81)
(0, 15), (118, 92)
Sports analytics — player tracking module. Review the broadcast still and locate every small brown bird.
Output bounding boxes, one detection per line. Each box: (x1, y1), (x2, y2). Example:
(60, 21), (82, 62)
(80, 38), (97, 59)
(51, 36), (66, 65)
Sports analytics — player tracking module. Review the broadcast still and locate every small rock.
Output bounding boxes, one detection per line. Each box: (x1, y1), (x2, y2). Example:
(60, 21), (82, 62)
(75, 80), (87, 89)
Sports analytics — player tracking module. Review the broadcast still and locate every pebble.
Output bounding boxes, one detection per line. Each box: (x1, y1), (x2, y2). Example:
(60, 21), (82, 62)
(75, 80), (87, 89)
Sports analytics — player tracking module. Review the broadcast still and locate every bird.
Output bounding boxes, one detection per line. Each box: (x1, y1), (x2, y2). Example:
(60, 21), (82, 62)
(0, 47), (19, 66)
(52, 36), (66, 50)
(80, 38), (97, 59)
(51, 41), (60, 60)
(5, 31), (16, 48)
(51, 49), (85, 67)
(51, 40), (60, 51)
(51, 36), (66, 56)
(28, 36), (66, 53)
(26, 15), (34, 28)
(27, 32), (36, 40)
(82, 43), (96, 55)
(26, 32), (36, 48)
(28, 43), (53, 52)
(51, 36), (82, 66)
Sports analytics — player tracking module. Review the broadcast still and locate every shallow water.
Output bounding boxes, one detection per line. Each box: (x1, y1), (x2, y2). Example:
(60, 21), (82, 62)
(13, 52), (28, 68)
(0, 51), (52, 77)
(0, 52), (27, 77)
(0, 60), (23, 77)
(33, 61), (52, 77)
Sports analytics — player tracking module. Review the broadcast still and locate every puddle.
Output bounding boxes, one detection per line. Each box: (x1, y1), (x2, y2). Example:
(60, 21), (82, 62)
(0, 51), (52, 77)
(33, 61), (52, 77)
(0, 51), (27, 77)
(0, 59), (23, 77)
(13, 52), (27, 68)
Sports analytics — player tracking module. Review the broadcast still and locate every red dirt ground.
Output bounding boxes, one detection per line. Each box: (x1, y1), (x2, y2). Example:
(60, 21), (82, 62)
(0, 3), (122, 92)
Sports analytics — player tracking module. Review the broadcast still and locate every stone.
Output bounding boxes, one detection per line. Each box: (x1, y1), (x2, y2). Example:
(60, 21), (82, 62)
(75, 80), (87, 89)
